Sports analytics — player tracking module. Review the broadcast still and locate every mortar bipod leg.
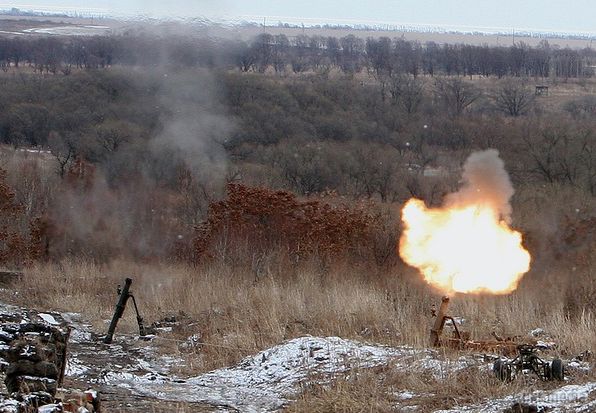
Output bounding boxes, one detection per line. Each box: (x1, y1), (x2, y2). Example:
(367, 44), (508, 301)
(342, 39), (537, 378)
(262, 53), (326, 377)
(129, 293), (146, 337)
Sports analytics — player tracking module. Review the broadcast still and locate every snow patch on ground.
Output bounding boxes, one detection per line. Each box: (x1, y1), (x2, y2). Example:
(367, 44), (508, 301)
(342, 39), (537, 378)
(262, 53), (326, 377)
(22, 26), (112, 36)
(86, 336), (472, 412)
(64, 356), (90, 377)
(38, 313), (60, 325)
(435, 382), (596, 413)
(51, 310), (596, 412)
(0, 398), (19, 412)
(69, 328), (92, 343)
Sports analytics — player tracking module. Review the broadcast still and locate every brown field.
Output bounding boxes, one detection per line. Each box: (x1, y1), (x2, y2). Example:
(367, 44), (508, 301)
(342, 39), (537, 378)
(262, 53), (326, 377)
(0, 14), (123, 27)
(1, 13), (595, 48)
(224, 25), (596, 48)
(9, 249), (595, 374)
(5, 250), (594, 411)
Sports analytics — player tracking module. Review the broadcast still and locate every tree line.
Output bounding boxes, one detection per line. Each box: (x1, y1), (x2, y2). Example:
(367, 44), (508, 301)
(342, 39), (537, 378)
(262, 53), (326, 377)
(0, 33), (595, 79)
(0, 69), (594, 265)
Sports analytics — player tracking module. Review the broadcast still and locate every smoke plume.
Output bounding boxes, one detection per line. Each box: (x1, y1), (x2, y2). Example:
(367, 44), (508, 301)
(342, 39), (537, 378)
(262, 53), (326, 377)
(151, 70), (233, 190)
(445, 149), (514, 222)
(46, 69), (235, 261)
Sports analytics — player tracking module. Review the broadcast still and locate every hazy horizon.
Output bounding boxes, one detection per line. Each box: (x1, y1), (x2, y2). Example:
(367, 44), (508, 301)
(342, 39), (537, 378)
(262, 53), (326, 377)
(1, 1), (596, 35)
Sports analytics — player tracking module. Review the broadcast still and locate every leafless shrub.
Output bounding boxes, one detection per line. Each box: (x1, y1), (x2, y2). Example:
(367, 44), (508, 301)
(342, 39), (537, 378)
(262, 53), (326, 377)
(494, 79), (535, 116)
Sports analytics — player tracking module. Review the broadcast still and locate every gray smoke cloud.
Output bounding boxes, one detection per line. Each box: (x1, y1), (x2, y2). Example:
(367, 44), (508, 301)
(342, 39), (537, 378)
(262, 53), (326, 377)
(150, 70), (233, 194)
(46, 69), (236, 260)
(445, 149), (514, 221)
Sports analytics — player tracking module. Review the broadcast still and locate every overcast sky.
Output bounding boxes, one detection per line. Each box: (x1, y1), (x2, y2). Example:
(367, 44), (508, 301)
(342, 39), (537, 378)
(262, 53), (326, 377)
(2, 1), (595, 33)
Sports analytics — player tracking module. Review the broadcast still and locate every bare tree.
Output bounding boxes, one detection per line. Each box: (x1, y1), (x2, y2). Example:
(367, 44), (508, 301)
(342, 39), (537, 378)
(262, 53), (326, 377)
(271, 141), (338, 195)
(564, 95), (596, 119)
(389, 75), (425, 114)
(252, 33), (274, 73)
(366, 37), (394, 78)
(521, 127), (589, 186)
(339, 35), (365, 74)
(272, 34), (290, 74)
(434, 77), (480, 118)
(347, 142), (404, 202)
(578, 132), (596, 195)
(366, 37), (394, 101)
(48, 132), (77, 178)
(494, 79), (535, 116)
(95, 120), (136, 154)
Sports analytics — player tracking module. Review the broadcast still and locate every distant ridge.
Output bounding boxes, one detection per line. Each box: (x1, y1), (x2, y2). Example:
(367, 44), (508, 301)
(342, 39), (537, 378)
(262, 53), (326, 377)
(2, 8), (595, 42)
(0, 7), (107, 19)
(231, 16), (596, 41)
(0, 7), (69, 18)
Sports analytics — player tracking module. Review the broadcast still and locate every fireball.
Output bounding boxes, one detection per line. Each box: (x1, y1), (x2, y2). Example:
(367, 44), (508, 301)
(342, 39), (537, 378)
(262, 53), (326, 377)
(399, 198), (531, 294)
(399, 150), (532, 294)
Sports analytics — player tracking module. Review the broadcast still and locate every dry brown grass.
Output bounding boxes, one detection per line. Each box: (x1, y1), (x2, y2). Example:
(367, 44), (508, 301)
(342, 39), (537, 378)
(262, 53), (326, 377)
(1, 245), (593, 412)
(6, 249), (594, 377)
(285, 359), (590, 413)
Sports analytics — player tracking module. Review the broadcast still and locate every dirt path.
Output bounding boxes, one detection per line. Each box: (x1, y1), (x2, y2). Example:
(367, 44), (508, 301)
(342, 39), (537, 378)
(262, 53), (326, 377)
(63, 319), (226, 412)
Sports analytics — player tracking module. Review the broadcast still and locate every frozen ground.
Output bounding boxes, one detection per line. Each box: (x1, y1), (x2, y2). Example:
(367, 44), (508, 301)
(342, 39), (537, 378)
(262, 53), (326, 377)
(0, 301), (593, 412)
(64, 318), (594, 412)
(112, 336), (476, 411)
(435, 382), (596, 413)
(22, 25), (112, 36)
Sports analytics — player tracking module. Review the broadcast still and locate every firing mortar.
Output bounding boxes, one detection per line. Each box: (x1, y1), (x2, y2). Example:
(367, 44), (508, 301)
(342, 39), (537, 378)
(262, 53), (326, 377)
(430, 297), (565, 381)
(430, 296), (516, 355)
(430, 296), (469, 347)
(430, 296), (450, 346)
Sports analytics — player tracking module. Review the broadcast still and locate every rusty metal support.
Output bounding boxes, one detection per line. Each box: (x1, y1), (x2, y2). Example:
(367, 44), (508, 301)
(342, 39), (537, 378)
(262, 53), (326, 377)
(430, 296), (450, 347)
(444, 316), (462, 340)
(429, 295), (530, 355)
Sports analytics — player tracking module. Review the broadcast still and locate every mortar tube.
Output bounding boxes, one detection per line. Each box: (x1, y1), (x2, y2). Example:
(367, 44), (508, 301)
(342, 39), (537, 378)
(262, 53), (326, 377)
(430, 296), (450, 347)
